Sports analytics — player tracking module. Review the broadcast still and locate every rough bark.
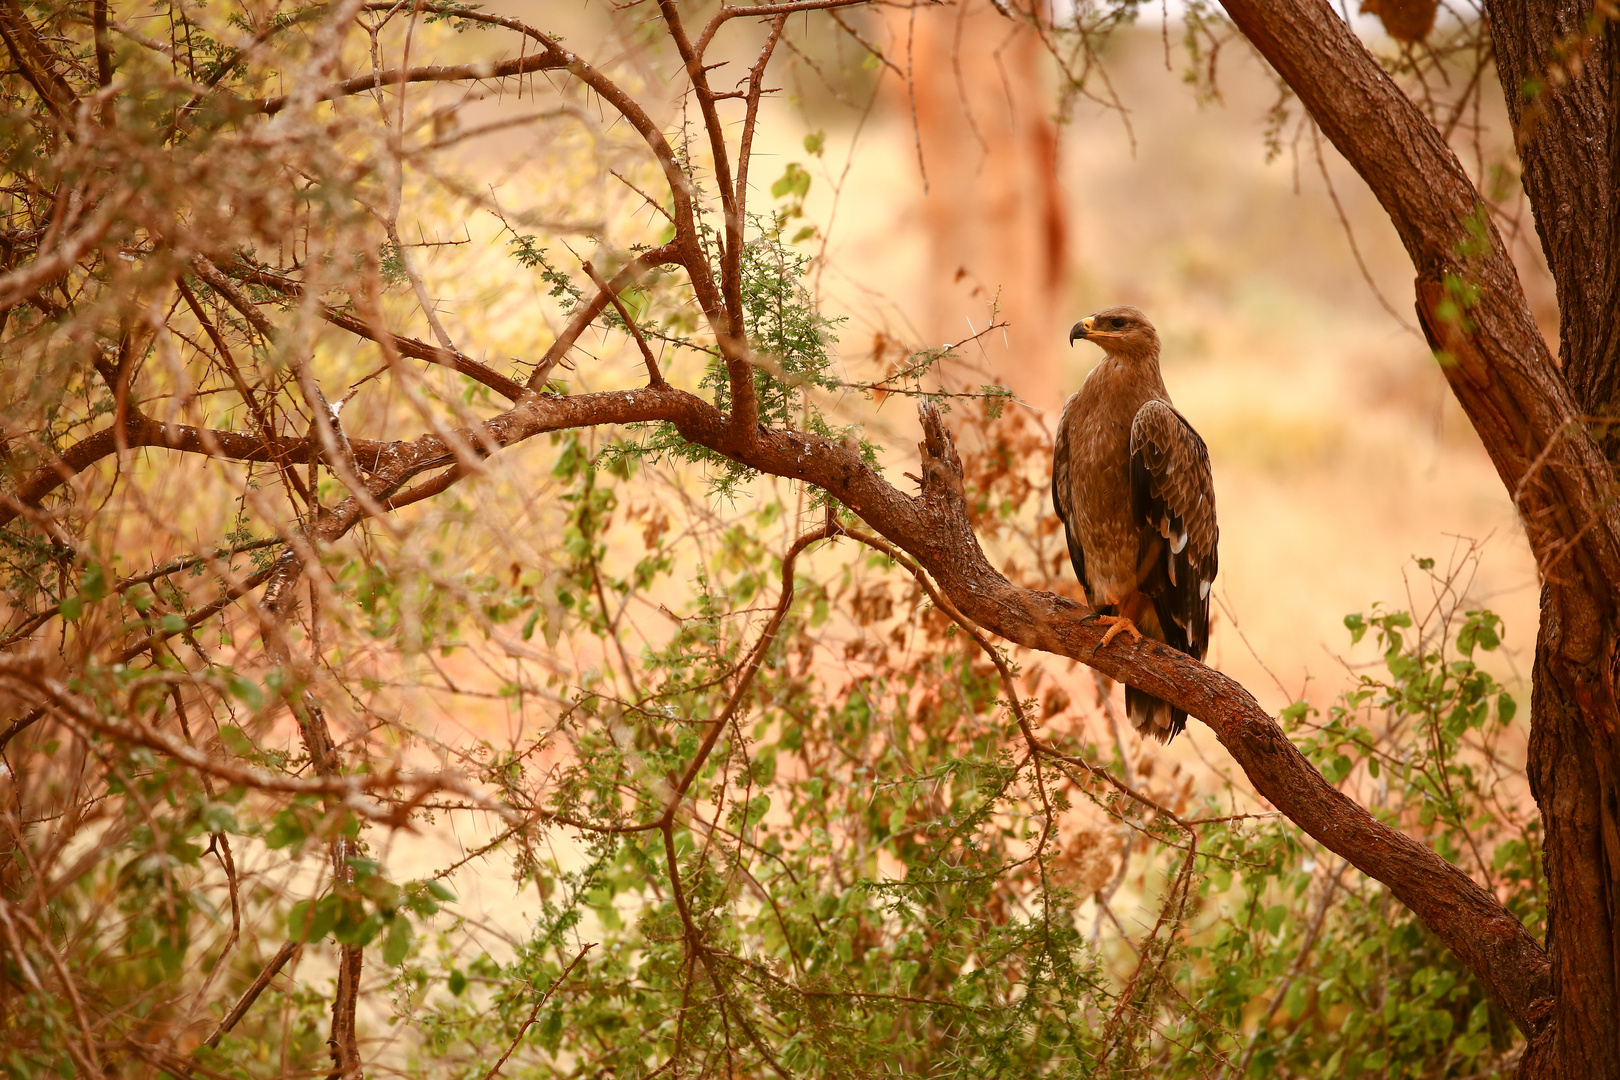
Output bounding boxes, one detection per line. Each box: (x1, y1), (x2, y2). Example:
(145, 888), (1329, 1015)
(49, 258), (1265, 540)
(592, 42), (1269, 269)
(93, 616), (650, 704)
(1488, 0), (1620, 443)
(1486, 9), (1620, 1071)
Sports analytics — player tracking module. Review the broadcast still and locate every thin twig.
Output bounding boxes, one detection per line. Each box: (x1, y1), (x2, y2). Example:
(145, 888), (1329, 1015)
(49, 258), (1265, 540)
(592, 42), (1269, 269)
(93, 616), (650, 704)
(479, 943), (594, 1080)
(582, 259), (664, 385)
(205, 941), (301, 1048)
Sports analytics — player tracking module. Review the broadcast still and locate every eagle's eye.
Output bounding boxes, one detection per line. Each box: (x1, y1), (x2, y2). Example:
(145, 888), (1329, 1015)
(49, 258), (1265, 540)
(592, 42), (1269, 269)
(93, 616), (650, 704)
(1110, 317), (1128, 330)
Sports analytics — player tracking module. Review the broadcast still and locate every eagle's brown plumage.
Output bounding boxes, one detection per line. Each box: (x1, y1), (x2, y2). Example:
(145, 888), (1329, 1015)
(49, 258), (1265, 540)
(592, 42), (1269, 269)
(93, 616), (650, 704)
(1052, 306), (1218, 742)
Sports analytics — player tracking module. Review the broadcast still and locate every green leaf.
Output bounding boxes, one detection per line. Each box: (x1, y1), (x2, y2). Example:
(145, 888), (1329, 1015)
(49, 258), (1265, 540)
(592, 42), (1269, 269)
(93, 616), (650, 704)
(59, 596), (82, 621)
(1280, 700), (1313, 724)
(448, 968), (467, 996)
(199, 802), (239, 834)
(347, 856), (381, 878)
(227, 677), (266, 715)
(771, 162), (811, 200)
(383, 915), (412, 966)
(264, 810), (307, 850)
(80, 563), (108, 602)
(288, 896), (338, 943)
(803, 130), (825, 156)
(1285, 980), (1308, 1020)
(536, 1007), (565, 1054)
(160, 613), (188, 632)
(217, 725), (253, 756)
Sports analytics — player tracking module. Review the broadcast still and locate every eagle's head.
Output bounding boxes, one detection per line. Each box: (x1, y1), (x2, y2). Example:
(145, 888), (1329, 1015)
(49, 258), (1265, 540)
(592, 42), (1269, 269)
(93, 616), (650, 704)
(1068, 306), (1159, 361)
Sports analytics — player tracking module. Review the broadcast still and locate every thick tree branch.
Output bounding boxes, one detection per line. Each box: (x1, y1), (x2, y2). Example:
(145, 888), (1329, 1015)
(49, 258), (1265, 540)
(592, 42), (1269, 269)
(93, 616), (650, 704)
(1486, 0), (1620, 431)
(12, 284), (1554, 1038)
(1204, 0), (1616, 1069)
(99, 337), (1546, 1033)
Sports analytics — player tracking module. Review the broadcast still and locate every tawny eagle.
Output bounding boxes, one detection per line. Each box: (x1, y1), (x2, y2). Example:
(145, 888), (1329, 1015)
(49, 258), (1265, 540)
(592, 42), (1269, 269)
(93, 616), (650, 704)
(1052, 306), (1218, 742)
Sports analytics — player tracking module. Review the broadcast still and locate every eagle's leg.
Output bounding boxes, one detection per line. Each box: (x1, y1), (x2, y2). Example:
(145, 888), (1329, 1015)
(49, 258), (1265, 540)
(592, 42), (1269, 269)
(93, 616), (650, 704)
(1082, 592), (1151, 653)
(1091, 615), (1143, 651)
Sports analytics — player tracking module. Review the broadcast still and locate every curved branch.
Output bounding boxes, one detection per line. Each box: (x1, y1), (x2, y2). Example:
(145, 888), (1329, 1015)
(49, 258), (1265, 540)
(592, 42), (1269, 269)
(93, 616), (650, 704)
(0, 413), (391, 529)
(32, 313), (1551, 1034)
(211, 260), (527, 402)
(0, 658), (517, 826)
(254, 51), (568, 115)
(898, 403), (1553, 1036)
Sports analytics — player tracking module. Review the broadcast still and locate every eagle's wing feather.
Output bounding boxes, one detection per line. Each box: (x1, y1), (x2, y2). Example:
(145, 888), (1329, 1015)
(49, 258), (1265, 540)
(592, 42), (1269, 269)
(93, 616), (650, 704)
(1130, 400), (1218, 662)
(1051, 402), (1089, 604)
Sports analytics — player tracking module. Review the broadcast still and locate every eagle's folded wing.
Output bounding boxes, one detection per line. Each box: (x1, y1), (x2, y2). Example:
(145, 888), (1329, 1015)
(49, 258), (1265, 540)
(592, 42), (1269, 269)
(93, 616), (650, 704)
(1129, 400), (1218, 659)
(1051, 406), (1088, 601)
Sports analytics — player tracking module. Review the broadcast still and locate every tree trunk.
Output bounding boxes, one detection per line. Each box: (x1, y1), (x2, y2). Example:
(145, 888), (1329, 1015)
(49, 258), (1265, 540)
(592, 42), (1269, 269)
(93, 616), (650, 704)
(1486, 3), (1620, 1074)
(1520, 601), (1620, 1076)
(901, 0), (1069, 410)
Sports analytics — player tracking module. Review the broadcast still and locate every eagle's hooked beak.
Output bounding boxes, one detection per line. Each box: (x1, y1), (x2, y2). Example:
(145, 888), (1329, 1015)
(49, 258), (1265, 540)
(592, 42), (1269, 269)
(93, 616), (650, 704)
(1068, 316), (1095, 347)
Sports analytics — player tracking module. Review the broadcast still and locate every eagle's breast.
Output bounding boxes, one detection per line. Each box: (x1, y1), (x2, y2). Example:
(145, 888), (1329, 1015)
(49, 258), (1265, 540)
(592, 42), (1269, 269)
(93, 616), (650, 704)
(1059, 360), (1164, 607)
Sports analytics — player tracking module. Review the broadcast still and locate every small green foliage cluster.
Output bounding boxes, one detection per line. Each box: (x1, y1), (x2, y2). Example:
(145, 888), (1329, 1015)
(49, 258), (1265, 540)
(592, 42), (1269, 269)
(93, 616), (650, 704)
(723, 233), (844, 426)
(284, 855), (456, 968)
(507, 234), (585, 312)
(770, 131), (825, 243)
(418, 0), (493, 32)
(605, 226), (866, 500)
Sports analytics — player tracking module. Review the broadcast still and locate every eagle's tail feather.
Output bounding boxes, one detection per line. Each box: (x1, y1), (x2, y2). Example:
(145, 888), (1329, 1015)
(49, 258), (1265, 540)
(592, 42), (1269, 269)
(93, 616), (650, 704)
(1125, 686), (1187, 743)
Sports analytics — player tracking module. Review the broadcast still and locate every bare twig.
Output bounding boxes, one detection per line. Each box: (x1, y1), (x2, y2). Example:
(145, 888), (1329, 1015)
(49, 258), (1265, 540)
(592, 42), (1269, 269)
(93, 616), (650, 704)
(581, 259), (664, 386)
(205, 942), (302, 1048)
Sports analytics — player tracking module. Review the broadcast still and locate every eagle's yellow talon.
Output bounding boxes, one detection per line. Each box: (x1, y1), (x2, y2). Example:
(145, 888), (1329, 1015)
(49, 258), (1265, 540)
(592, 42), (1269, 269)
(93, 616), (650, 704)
(1091, 614), (1143, 653)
